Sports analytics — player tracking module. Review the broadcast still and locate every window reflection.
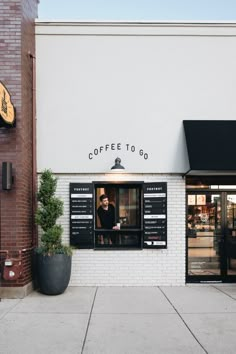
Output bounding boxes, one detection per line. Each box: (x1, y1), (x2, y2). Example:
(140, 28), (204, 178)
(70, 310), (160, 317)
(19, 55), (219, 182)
(119, 188), (140, 227)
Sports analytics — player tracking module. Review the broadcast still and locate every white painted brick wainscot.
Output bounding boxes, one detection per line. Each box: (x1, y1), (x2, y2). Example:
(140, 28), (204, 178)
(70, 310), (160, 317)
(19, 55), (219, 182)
(51, 173), (186, 286)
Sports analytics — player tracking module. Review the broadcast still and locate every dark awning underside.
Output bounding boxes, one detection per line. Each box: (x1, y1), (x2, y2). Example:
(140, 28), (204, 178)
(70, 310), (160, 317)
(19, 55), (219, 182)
(183, 120), (236, 175)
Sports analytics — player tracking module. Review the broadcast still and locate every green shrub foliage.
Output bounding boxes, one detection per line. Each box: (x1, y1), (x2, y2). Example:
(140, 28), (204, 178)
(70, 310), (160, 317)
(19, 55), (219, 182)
(35, 170), (72, 256)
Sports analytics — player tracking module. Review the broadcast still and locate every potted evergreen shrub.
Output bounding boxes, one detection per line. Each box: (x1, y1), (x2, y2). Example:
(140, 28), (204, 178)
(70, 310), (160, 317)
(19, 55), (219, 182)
(35, 169), (72, 295)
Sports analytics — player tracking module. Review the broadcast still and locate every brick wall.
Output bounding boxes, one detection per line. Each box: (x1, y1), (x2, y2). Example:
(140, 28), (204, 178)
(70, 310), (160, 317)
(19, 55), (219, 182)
(54, 173), (186, 286)
(0, 0), (38, 289)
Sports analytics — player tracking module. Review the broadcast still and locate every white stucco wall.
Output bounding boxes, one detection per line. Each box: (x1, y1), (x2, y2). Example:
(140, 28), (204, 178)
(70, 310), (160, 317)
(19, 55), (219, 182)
(36, 21), (236, 174)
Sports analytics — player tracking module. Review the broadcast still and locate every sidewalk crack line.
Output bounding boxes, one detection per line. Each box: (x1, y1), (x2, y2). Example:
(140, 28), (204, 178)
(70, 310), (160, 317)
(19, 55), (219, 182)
(212, 285), (236, 301)
(158, 287), (208, 354)
(81, 286), (98, 354)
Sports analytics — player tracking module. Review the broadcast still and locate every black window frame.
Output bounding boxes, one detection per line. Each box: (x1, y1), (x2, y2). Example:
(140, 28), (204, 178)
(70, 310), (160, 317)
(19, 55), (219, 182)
(93, 181), (143, 250)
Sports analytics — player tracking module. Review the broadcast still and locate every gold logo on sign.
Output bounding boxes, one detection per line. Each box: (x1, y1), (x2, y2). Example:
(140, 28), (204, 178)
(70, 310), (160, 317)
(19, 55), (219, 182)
(0, 82), (15, 125)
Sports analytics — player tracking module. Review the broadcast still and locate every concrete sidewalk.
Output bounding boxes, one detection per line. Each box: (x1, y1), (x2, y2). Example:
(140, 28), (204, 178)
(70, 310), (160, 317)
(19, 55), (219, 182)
(1, 285), (236, 354)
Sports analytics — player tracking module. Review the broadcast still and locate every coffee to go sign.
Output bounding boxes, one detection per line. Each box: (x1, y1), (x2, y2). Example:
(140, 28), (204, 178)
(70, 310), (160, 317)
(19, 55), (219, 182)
(0, 82), (15, 127)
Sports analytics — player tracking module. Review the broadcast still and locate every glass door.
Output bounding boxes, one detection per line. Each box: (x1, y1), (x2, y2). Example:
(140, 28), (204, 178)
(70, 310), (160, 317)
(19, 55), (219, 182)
(187, 192), (222, 280)
(225, 194), (236, 277)
(187, 191), (236, 282)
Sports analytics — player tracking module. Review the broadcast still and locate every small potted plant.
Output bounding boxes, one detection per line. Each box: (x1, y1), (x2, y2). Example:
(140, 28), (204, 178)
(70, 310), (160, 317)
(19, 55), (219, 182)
(35, 169), (72, 295)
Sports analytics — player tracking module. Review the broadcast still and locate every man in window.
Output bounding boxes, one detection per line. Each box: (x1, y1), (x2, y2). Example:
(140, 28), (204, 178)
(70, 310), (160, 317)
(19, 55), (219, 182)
(97, 194), (118, 244)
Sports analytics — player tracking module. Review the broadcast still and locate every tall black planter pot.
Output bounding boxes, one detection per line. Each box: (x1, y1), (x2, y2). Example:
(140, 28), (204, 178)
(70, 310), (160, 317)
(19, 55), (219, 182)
(36, 254), (72, 295)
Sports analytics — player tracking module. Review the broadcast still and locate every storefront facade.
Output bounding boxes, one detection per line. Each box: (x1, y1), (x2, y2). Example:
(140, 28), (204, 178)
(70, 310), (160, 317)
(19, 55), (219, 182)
(1, 17), (236, 296)
(35, 21), (236, 286)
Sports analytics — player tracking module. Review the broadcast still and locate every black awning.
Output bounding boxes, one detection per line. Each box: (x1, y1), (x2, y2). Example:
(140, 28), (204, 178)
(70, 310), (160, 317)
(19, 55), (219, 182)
(183, 120), (236, 174)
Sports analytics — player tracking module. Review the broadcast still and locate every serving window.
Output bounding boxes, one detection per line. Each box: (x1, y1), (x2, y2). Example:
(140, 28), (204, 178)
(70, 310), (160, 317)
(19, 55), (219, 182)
(95, 183), (142, 248)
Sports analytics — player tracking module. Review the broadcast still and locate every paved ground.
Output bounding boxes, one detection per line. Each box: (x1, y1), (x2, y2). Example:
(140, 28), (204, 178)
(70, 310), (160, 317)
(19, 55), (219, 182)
(1, 285), (236, 354)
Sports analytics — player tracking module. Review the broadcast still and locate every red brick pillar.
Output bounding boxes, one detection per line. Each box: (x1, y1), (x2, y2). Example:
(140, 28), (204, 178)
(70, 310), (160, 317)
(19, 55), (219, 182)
(0, 0), (38, 298)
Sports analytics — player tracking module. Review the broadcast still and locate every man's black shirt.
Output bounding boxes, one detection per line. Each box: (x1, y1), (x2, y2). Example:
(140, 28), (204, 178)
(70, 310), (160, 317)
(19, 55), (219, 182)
(97, 204), (115, 229)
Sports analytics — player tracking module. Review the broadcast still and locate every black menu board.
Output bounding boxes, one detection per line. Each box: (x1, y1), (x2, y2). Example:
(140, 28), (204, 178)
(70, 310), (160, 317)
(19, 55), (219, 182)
(143, 183), (167, 248)
(70, 183), (94, 248)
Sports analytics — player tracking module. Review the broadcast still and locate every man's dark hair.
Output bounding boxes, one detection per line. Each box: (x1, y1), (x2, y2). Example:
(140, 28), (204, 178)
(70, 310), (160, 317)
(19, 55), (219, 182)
(100, 194), (108, 202)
